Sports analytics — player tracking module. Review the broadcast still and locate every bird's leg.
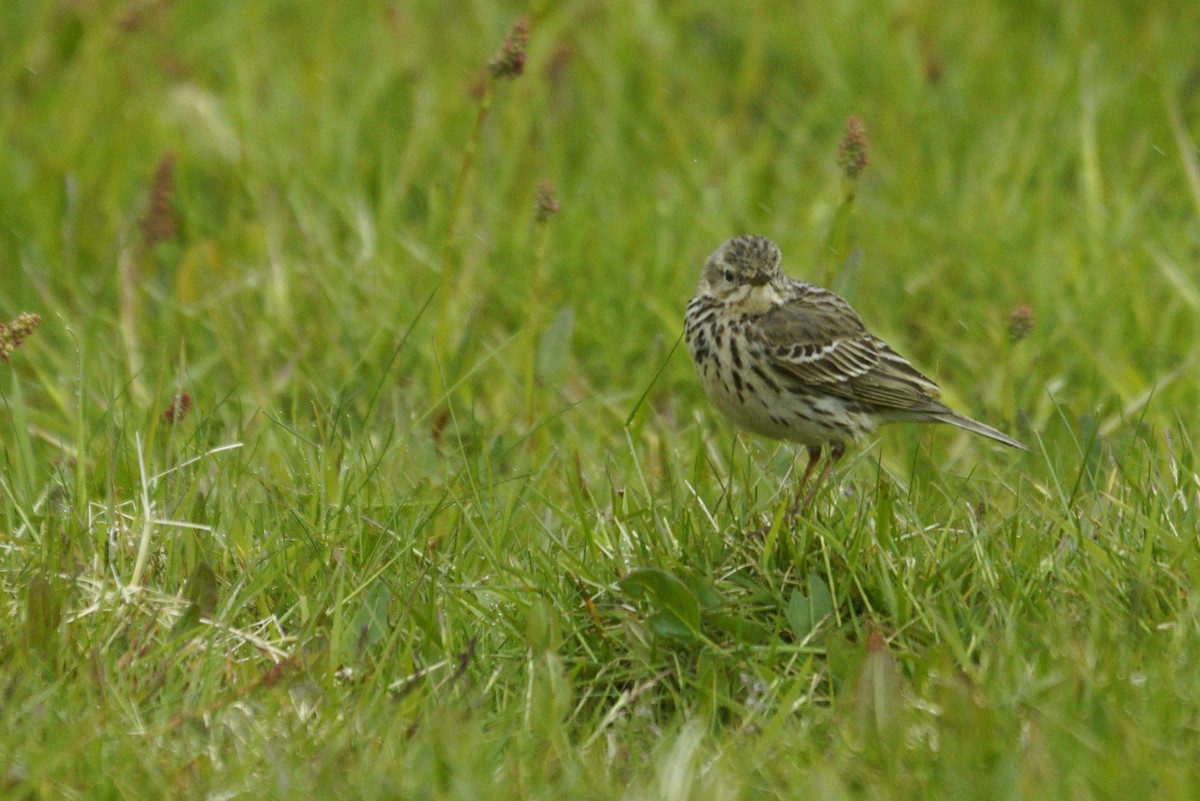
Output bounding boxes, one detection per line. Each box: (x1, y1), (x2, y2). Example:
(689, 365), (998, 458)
(792, 442), (846, 514)
(807, 441), (846, 506)
(789, 445), (825, 516)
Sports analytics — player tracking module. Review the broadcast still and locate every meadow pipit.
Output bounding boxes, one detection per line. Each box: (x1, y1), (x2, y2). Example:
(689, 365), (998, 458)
(685, 235), (1027, 507)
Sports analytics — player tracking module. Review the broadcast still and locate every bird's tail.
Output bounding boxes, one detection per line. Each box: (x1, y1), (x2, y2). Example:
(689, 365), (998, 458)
(934, 411), (1030, 451)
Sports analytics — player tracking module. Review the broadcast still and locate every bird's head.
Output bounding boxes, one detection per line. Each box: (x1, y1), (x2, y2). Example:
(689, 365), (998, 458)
(697, 235), (784, 302)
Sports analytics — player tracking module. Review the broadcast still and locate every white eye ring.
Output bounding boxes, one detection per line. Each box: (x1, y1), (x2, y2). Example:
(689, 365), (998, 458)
(724, 270), (734, 282)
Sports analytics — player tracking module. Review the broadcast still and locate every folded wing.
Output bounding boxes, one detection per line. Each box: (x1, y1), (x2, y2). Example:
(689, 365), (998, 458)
(752, 290), (948, 414)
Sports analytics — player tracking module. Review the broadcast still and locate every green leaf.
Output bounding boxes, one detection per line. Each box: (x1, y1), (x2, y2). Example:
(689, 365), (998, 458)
(786, 590), (813, 639)
(535, 306), (575, 385)
(351, 580), (392, 651)
(682, 574), (724, 609)
(830, 247), (862, 301)
(786, 574), (834, 639)
(646, 611), (697, 643)
(528, 651), (573, 730)
(874, 477), (895, 548)
(26, 575), (62, 661)
(807, 573), (833, 623)
(6, 370), (36, 507)
(705, 612), (771, 645)
(621, 568), (702, 635)
(172, 561), (219, 636)
(525, 597), (561, 653)
(819, 196), (857, 287)
(184, 561), (219, 616)
(853, 632), (905, 743)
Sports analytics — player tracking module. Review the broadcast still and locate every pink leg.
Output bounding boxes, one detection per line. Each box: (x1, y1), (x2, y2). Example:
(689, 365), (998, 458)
(790, 444), (824, 515)
(793, 442), (845, 514)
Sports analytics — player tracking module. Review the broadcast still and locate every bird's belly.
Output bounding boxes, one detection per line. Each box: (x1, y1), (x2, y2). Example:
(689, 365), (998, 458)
(695, 357), (871, 446)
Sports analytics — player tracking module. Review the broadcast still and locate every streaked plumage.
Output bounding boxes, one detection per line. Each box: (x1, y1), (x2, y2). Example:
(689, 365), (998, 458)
(684, 234), (1027, 503)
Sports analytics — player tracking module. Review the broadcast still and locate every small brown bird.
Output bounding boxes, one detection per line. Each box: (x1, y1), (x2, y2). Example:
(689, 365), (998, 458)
(685, 235), (1027, 506)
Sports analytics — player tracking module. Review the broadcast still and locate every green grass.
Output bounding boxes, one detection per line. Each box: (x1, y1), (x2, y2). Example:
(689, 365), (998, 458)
(3, 0), (1200, 797)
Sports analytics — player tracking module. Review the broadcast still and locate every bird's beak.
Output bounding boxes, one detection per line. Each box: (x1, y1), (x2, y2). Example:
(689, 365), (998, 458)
(747, 272), (771, 286)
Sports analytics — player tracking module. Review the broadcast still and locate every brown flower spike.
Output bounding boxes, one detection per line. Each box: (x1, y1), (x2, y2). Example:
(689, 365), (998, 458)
(164, 392), (192, 423)
(0, 312), (41, 362)
(489, 16), (530, 80)
(534, 180), (560, 223)
(837, 115), (870, 180)
(141, 152), (178, 246)
(1008, 304), (1034, 342)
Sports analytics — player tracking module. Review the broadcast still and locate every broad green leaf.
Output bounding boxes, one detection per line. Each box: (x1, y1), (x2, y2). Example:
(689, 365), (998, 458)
(786, 574), (834, 639)
(352, 581), (392, 651)
(621, 568), (702, 634)
(854, 632), (904, 743)
(786, 590), (813, 639)
(525, 597), (561, 653)
(807, 574), (834, 623)
(682, 574), (723, 609)
(646, 612), (697, 643)
(705, 612), (771, 645)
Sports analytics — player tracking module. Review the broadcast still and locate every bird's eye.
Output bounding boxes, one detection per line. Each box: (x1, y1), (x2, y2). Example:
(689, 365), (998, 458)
(723, 270), (734, 283)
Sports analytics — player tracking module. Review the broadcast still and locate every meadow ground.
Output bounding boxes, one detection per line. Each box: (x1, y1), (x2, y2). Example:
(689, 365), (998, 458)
(3, 1), (1200, 798)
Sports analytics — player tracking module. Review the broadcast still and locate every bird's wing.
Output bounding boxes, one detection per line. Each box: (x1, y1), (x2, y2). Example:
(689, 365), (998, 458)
(753, 292), (946, 412)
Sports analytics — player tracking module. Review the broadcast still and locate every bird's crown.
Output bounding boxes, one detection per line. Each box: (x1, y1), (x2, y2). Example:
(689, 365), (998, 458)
(716, 235), (781, 273)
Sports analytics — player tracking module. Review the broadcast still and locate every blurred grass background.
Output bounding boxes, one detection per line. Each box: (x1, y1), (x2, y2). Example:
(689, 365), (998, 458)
(2, 0), (1200, 798)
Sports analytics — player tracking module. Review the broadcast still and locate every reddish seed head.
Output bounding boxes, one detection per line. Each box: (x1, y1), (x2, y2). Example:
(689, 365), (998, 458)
(489, 15), (530, 80)
(164, 392), (192, 423)
(837, 115), (870, 180)
(1008, 304), (1034, 342)
(141, 152), (178, 246)
(0, 312), (41, 362)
